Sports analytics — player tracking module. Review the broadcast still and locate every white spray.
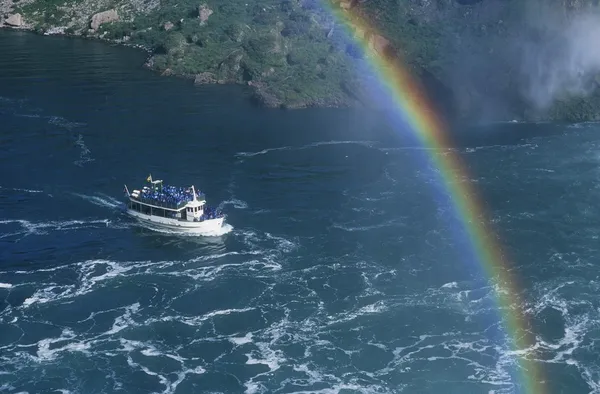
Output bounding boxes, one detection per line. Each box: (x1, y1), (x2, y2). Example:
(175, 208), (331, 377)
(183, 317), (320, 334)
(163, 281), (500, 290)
(517, 4), (600, 110)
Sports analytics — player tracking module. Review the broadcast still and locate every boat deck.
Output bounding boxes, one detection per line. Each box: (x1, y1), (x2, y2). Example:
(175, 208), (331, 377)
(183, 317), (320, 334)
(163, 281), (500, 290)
(132, 184), (205, 210)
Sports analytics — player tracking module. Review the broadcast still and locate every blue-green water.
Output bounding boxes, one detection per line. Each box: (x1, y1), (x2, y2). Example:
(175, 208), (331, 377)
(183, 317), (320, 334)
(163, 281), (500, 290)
(1, 30), (599, 394)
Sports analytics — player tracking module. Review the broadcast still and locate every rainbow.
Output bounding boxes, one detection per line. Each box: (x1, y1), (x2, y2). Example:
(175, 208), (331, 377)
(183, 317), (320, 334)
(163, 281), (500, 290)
(322, 1), (544, 392)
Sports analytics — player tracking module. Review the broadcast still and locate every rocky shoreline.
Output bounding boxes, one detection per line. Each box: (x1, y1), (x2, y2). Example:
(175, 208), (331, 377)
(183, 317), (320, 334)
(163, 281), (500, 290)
(0, 0), (371, 111)
(4, 0), (600, 121)
(0, 21), (360, 110)
(0, 0), (451, 115)
(0, 8), (269, 109)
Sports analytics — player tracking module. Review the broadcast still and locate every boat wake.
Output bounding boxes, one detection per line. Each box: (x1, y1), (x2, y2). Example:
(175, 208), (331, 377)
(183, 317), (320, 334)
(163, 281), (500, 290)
(73, 193), (124, 210)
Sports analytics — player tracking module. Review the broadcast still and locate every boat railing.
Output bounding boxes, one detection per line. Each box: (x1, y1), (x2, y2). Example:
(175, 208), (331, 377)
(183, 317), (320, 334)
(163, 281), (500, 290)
(133, 196), (189, 210)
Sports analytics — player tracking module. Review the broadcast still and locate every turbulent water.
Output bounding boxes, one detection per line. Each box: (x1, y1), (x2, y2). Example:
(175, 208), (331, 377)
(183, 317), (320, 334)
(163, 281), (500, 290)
(1, 30), (600, 394)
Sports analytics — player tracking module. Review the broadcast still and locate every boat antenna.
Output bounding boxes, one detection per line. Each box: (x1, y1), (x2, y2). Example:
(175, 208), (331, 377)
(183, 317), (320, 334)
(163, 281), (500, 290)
(191, 185), (197, 201)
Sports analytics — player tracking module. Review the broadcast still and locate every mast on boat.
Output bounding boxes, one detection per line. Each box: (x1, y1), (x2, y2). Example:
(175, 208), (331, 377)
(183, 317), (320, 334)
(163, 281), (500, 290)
(191, 185), (197, 201)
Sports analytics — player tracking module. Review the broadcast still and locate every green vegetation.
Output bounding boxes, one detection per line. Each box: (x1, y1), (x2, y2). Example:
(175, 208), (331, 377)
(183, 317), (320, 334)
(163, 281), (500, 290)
(59, 0), (360, 108)
(7, 0), (600, 120)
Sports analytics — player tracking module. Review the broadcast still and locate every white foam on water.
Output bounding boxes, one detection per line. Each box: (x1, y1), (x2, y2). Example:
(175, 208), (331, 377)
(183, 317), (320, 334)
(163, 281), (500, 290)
(0, 218), (117, 240)
(48, 116), (86, 130)
(73, 193), (123, 210)
(4, 101), (91, 172)
(2, 214), (595, 394)
(566, 122), (600, 129)
(442, 281), (458, 289)
(135, 221), (235, 237)
(330, 219), (403, 233)
(523, 279), (600, 391)
(108, 323), (222, 393)
(73, 134), (94, 167)
(237, 229), (297, 257)
(263, 232), (298, 253)
(21, 328), (93, 362)
(1, 97), (85, 129)
(22, 285), (62, 307)
(12, 232), (292, 308)
(154, 307), (256, 327)
(105, 303), (140, 335)
(0, 232), (297, 389)
(164, 258), (279, 282)
(219, 198), (248, 209)
(0, 260), (537, 393)
(230, 333), (254, 346)
(0, 186), (44, 194)
(235, 140), (376, 158)
(20, 260), (143, 308)
(324, 300), (388, 327)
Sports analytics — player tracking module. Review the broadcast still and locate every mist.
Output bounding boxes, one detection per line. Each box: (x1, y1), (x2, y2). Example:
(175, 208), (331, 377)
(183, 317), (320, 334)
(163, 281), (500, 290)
(437, 1), (600, 122)
(517, 5), (600, 110)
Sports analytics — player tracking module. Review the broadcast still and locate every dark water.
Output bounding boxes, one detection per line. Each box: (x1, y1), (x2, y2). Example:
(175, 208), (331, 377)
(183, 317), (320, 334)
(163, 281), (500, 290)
(1, 30), (600, 394)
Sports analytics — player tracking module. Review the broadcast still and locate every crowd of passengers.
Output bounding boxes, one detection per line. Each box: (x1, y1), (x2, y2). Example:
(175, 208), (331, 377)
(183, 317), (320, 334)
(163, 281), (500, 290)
(139, 185), (198, 207)
(138, 184), (224, 219)
(162, 205), (223, 220)
(200, 206), (223, 220)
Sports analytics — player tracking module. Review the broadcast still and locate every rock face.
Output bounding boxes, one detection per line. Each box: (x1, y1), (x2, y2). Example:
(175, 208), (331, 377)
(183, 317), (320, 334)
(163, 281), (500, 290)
(194, 72), (217, 84)
(90, 9), (119, 31)
(5, 13), (23, 27)
(249, 81), (283, 108)
(339, 1), (352, 9)
(198, 4), (213, 25)
(368, 34), (390, 56)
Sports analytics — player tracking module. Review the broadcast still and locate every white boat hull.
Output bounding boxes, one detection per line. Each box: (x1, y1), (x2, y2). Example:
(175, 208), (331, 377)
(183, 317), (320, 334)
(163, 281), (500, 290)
(126, 208), (225, 234)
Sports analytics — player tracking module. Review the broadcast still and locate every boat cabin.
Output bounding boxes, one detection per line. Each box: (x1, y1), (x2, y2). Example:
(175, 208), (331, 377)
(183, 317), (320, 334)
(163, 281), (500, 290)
(125, 179), (208, 222)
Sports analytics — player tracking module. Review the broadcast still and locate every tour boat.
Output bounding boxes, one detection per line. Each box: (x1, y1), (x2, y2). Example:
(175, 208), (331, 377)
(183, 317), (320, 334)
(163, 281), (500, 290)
(123, 174), (225, 233)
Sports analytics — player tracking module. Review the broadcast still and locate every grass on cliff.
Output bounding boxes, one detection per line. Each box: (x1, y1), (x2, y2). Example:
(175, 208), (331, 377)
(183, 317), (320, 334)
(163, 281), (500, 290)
(13, 0), (80, 27)
(93, 0), (364, 106)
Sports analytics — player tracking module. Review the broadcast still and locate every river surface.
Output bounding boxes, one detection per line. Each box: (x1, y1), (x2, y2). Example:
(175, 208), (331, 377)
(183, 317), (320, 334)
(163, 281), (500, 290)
(1, 30), (599, 394)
